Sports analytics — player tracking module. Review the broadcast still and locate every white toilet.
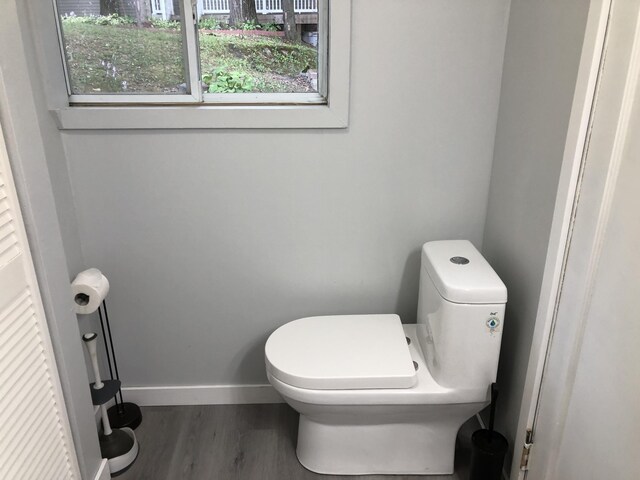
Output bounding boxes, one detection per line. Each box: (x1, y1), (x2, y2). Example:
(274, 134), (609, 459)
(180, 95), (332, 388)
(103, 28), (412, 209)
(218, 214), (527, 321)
(265, 240), (507, 475)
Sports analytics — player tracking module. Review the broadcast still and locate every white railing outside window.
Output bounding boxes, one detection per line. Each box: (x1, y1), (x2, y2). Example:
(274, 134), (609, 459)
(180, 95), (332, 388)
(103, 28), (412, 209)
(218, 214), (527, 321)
(294, 0), (317, 12)
(254, 0), (318, 14)
(199, 0), (318, 15)
(153, 0), (317, 20)
(202, 0), (229, 14)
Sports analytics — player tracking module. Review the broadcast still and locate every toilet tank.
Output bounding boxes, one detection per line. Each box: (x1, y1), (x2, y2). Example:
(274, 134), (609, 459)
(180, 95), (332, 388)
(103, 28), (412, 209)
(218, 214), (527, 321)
(416, 240), (507, 390)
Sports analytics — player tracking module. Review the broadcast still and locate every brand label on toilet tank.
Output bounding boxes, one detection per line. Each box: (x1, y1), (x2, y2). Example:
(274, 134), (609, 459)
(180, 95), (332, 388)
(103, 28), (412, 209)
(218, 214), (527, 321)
(486, 314), (500, 334)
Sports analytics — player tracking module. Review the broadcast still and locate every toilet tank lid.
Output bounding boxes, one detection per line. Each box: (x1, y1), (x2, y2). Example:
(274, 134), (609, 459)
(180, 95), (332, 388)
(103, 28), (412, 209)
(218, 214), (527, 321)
(422, 240), (507, 304)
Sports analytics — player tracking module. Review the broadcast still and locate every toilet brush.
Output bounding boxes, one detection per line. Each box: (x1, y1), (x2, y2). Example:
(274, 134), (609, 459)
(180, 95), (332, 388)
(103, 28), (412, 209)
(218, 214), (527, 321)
(469, 383), (508, 480)
(83, 333), (139, 476)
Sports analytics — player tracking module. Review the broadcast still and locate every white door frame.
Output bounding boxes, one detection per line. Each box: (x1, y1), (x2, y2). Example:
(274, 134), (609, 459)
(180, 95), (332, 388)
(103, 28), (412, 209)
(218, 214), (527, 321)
(510, 0), (640, 477)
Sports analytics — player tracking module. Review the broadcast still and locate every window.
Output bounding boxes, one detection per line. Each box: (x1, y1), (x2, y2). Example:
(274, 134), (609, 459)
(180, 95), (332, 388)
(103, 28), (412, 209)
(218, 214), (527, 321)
(53, 0), (340, 108)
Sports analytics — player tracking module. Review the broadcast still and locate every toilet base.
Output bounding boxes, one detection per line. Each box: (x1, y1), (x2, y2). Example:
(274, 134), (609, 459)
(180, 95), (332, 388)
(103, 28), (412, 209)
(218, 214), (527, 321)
(295, 402), (482, 475)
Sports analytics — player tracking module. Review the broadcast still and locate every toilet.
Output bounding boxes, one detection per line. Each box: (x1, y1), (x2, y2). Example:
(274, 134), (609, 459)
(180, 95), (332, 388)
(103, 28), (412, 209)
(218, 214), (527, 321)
(265, 240), (507, 475)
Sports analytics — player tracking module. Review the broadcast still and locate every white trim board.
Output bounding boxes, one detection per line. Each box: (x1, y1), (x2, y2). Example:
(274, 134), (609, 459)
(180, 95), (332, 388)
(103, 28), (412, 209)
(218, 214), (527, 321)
(522, 2), (640, 478)
(509, 0), (612, 478)
(122, 384), (284, 406)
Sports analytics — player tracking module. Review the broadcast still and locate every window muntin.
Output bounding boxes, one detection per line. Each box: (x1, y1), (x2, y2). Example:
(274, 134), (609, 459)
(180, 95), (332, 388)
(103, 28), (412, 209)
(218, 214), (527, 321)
(53, 0), (328, 105)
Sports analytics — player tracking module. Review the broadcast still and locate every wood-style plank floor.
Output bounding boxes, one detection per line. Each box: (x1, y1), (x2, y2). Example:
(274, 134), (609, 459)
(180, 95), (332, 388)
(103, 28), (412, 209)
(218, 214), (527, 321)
(118, 404), (478, 480)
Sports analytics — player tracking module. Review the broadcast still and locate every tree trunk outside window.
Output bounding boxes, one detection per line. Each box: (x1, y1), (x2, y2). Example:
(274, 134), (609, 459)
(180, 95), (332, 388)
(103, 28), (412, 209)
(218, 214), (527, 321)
(282, 0), (300, 42)
(133, 0), (152, 26)
(229, 0), (258, 28)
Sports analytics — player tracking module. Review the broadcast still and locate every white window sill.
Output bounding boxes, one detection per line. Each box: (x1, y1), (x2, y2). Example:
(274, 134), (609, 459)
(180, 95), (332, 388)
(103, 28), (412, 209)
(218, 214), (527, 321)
(53, 103), (349, 130)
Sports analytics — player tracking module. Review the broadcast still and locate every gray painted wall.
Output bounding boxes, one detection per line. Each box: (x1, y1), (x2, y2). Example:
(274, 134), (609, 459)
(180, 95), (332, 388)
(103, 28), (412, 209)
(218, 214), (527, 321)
(0, 1), (101, 479)
(60, 0), (510, 387)
(481, 0), (591, 470)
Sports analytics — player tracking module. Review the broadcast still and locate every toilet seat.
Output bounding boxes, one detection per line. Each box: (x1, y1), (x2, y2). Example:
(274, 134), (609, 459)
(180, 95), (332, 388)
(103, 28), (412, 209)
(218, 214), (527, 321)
(267, 323), (490, 406)
(265, 314), (417, 390)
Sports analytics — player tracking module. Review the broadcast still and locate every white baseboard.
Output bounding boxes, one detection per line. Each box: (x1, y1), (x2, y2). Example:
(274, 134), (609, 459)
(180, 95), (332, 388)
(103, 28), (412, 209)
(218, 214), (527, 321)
(93, 459), (110, 480)
(121, 384), (284, 406)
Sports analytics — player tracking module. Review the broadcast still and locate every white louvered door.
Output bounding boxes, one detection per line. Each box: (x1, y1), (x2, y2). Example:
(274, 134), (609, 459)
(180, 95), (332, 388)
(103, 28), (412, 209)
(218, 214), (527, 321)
(0, 122), (80, 478)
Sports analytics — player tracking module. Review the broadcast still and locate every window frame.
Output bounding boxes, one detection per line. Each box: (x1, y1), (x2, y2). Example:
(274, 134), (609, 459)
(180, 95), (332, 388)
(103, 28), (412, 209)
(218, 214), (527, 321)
(53, 0), (350, 129)
(62, 0), (202, 105)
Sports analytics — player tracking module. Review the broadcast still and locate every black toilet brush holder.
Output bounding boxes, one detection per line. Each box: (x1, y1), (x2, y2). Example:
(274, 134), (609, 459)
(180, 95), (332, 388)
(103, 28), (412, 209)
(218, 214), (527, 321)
(469, 383), (508, 480)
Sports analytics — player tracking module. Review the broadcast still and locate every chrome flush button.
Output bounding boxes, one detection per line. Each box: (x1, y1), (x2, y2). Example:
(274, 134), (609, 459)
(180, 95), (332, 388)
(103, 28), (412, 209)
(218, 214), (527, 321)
(450, 256), (469, 265)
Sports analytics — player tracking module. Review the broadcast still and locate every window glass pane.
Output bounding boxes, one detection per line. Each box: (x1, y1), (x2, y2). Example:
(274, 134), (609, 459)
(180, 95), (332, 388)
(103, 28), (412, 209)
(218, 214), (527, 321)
(196, 0), (319, 94)
(55, 1), (187, 95)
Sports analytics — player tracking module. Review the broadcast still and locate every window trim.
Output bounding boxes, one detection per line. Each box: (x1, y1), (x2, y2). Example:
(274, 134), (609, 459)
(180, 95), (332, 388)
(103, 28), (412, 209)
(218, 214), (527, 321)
(53, 0), (350, 129)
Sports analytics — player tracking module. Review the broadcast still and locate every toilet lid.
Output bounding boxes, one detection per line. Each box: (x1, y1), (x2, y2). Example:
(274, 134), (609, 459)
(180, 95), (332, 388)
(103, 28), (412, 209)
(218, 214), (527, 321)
(265, 314), (417, 390)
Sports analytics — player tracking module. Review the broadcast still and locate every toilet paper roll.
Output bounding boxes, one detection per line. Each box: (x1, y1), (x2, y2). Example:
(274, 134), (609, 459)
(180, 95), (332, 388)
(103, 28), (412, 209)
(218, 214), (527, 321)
(71, 268), (110, 315)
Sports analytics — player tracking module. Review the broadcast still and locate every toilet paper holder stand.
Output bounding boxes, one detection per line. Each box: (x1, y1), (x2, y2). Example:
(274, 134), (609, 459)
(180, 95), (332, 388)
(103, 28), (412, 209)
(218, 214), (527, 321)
(72, 268), (142, 430)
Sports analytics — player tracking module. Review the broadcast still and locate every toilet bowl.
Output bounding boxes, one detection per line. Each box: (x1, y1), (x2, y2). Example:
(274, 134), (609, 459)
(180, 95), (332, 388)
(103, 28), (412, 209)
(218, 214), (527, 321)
(265, 240), (507, 475)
